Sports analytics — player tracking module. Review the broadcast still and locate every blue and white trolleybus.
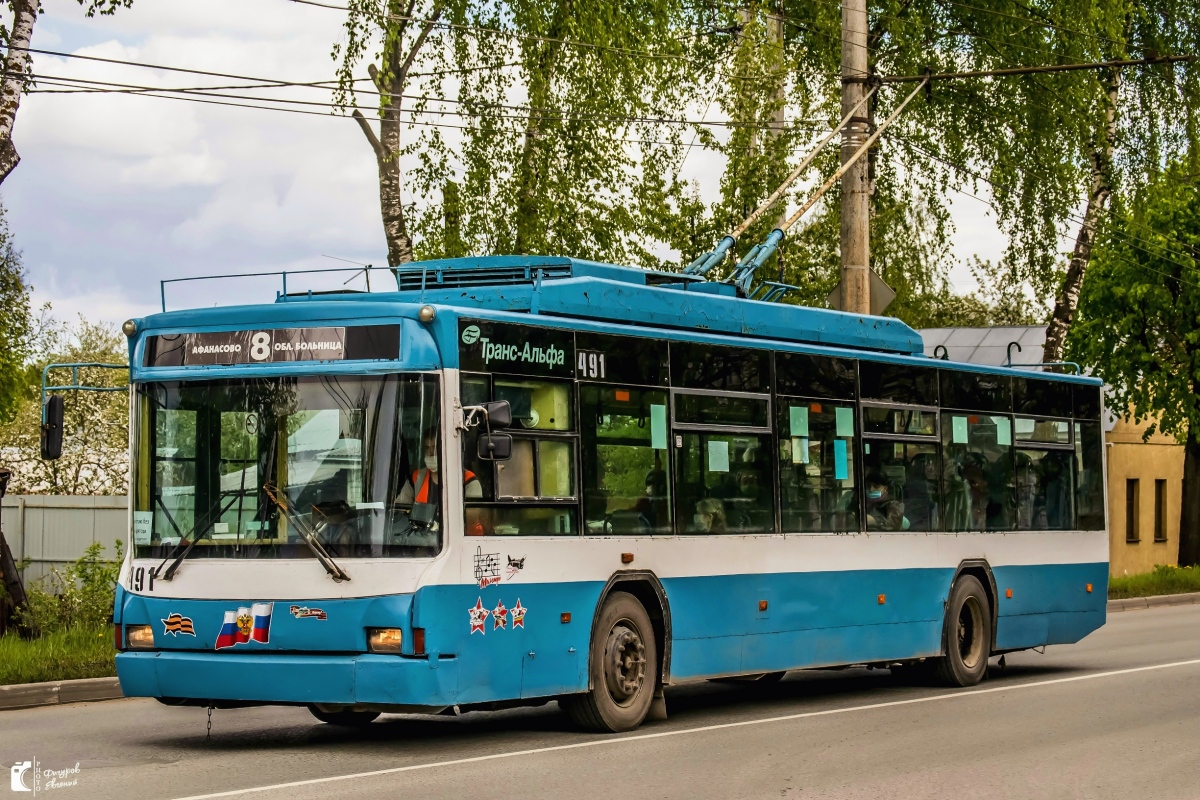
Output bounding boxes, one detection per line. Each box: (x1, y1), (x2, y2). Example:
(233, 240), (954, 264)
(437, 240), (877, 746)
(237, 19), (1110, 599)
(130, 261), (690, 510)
(111, 255), (1109, 732)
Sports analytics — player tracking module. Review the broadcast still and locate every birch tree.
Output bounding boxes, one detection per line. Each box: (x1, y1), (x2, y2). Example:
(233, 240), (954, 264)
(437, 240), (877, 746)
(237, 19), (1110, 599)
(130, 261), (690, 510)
(0, 0), (132, 186)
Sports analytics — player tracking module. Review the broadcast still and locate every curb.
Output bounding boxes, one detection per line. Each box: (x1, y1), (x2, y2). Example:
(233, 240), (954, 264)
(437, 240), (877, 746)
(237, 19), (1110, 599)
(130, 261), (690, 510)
(0, 677), (122, 711)
(1107, 591), (1200, 613)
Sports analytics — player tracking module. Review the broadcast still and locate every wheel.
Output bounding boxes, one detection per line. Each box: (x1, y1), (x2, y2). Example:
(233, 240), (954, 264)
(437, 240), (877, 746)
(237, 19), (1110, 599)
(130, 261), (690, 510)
(562, 591), (658, 733)
(933, 575), (992, 687)
(307, 705), (381, 726)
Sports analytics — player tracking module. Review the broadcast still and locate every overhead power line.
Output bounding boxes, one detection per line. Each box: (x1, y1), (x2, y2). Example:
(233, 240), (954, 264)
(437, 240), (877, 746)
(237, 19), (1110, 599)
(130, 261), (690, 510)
(880, 55), (1198, 83)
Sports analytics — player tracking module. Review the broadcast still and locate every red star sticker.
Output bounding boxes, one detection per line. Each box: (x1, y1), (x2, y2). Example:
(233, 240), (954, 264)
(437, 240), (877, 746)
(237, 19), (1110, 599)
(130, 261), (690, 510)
(468, 597), (490, 634)
(511, 598), (526, 628)
(492, 600), (508, 630)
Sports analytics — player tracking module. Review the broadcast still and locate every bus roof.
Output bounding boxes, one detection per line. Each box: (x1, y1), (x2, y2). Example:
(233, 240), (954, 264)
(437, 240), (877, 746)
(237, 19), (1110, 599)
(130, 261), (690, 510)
(137, 255), (1094, 385)
(389, 255), (923, 356)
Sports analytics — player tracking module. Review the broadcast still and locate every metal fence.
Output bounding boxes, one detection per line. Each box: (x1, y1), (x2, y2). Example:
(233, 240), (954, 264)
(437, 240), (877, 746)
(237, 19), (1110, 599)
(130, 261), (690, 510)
(0, 495), (126, 587)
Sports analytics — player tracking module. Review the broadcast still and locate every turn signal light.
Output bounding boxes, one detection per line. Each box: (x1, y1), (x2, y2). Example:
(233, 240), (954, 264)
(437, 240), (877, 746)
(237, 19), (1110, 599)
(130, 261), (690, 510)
(877, 594), (886, 605)
(412, 627), (426, 656)
(1086, 583), (1093, 593)
(114, 625), (124, 651)
(1006, 588), (1013, 599)
(125, 624), (154, 650)
(367, 628), (403, 654)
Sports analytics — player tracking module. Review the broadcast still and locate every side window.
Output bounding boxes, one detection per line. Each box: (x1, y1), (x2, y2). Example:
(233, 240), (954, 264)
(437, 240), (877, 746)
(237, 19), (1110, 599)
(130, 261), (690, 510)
(861, 406), (941, 532)
(463, 376), (578, 536)
(941, 412), (1015, 531)
(580, 385), (672, 535)
(1015, 417), (1075, 530)
(1075, 422), (1105, 531)
(675, 432), (774, 534)
(777, 398), (857, 532)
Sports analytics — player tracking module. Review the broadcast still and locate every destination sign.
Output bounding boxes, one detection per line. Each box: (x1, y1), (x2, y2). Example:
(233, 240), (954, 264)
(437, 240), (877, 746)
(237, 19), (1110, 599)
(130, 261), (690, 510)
(145, 325), (401, 367)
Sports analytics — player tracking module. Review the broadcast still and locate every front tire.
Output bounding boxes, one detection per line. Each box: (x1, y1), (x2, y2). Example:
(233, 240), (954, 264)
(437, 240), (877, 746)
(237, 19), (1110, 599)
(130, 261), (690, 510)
(307, 706), (380, 726)
(562, 591), (658, 733)
(933, 575), (992, 687)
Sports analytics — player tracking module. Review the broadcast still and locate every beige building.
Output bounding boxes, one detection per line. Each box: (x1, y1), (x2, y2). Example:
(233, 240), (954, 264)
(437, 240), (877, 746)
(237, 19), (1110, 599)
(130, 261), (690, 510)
(1106, 415), (1183, 576)
(922, 326), (1183, 578)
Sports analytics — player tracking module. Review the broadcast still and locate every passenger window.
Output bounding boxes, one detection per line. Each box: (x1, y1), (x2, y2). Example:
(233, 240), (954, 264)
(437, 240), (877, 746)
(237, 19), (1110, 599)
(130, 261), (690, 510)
(776, 352), (856, 400)
(939, 371), (1012, 413)
(1075, 422), (1105, 531)
(777, 399), (858, 532)
(580, 385), (672, 535)
(495, 378), (573, 431)
(863, 405), (937, 436)
(940, 413), (1015, 531)
(861, 440), (941, 531)
(1015, 449), (1075, 530)
(674, 393), (769, 428)
(1015, 417), (1071, 444)
(860, 362), (938, 406)
(676, 432), (774, 534)
(670, 342), (770, 392)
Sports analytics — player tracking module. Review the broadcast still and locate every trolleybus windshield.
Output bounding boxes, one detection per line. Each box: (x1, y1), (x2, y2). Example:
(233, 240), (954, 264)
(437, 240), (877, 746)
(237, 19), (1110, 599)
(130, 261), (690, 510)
(131, 374), (443, 560)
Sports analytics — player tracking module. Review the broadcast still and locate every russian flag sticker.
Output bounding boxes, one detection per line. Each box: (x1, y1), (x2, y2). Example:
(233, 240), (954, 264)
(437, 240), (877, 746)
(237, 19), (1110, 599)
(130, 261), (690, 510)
(251, 603), (273, 643)
(215, 611), (239, 650)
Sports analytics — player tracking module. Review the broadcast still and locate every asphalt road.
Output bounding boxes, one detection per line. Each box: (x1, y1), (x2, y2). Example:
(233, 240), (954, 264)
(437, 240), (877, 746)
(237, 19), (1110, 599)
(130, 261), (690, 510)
(5, 604), (1198, 800)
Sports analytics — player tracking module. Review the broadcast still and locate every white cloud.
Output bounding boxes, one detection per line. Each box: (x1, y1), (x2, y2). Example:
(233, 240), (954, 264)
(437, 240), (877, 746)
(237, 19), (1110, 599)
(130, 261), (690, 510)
(8, 0), (1014, 323)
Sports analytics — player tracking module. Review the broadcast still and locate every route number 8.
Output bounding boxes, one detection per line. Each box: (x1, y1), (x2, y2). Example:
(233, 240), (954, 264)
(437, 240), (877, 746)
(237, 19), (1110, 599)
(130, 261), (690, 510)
(250, 332), (272, 361)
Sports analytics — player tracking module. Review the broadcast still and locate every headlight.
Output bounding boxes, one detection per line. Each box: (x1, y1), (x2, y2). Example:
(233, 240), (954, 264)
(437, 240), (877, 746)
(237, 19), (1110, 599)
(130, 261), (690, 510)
(367, 628), (403, 654)
(125, 624), (155, 650)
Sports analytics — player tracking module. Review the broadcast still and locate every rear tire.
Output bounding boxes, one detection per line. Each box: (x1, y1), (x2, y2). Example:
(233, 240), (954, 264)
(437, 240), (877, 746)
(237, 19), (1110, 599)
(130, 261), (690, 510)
(933, 575), (992, 687)
(562, 591), (658, 733)
(307, 706), (380, 726)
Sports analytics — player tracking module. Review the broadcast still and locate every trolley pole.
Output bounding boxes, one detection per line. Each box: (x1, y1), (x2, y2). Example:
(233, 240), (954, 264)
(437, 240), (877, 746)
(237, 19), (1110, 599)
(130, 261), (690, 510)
(840, 0), (871, 315)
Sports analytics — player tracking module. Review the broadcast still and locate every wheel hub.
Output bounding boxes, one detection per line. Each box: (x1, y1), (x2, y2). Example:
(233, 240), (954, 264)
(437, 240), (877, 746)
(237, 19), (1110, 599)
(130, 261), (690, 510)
(603, 623), (646, 704)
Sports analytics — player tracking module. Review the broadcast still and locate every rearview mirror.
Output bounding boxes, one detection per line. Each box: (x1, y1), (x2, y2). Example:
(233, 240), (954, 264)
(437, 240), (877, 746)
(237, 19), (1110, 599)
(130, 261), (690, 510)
(477, 432), (513, 461)
(482, 400), (512, 429)
(41, 394), (64, 460)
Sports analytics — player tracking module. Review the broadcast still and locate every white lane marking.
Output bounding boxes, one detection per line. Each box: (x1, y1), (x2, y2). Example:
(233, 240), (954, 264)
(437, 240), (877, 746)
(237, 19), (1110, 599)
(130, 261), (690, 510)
(173, 658), (1200, 800)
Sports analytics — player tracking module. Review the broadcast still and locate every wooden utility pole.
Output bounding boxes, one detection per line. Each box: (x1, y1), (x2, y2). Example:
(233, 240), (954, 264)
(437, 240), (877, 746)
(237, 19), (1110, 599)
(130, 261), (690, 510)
(840, 0), (870, 314)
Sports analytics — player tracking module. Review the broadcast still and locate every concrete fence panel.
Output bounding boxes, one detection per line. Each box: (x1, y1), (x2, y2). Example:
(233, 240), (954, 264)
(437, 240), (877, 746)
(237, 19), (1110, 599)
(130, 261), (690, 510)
(0, 496), (126, 587)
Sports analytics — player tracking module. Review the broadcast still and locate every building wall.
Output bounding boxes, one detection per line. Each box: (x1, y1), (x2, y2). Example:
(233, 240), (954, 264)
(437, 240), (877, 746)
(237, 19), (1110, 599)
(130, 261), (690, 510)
(1106, 417), (1183, 576)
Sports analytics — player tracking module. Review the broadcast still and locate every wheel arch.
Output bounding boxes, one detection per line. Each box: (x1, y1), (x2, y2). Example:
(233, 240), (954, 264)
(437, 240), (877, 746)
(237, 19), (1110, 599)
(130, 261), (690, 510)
(947, 559), (999, 653)
(589, 570), (673, 687)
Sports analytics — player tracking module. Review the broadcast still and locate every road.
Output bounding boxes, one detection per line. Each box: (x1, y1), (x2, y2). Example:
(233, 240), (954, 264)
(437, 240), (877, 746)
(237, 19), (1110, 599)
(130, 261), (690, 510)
(5, 604), (1198, 800)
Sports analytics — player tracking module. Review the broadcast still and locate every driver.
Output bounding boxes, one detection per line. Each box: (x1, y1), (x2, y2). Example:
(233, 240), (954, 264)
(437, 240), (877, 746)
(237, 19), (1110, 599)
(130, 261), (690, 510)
(399, 430), (484, 505)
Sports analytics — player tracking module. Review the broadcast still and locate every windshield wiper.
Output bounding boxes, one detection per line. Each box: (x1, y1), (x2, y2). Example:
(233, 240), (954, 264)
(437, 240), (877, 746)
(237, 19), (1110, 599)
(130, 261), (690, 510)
(261, 483), (351, 582)
(154, 492), (245, 581)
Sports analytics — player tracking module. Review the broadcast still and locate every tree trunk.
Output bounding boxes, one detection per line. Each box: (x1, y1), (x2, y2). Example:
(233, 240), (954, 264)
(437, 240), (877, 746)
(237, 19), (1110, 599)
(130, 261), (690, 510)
(1043, 68), (1120, 363)
(512, 4), (570, 255)
(353, 5), (441, 268)
(1180, 428), (1200, 567)
(0, 0), (38, 186)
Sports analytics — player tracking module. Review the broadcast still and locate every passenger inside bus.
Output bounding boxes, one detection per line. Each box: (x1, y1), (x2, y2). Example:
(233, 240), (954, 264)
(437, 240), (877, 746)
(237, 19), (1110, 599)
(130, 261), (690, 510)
(691, 497), (727, 533)
(865, 471), (907, 531)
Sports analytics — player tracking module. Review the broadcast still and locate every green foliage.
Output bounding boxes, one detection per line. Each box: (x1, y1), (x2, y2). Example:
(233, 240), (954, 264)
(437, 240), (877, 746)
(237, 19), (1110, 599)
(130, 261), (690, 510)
(0, 625), (116, 685)
(0, 316), (129, 494)
(15, 541), (124, 637)
(1108, 564), (1200, 599)
(0, 201), (32, 424)
(1068, 161), (1200, 443)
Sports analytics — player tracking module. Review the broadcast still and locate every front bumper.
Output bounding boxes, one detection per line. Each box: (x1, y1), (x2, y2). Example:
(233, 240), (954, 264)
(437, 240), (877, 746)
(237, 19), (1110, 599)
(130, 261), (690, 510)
(116, 651), (459, 709)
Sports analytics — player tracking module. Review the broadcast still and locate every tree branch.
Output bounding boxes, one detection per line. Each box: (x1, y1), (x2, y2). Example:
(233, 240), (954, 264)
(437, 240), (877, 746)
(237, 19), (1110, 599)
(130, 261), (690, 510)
(352, 108), (386, 162)
(396, 7), (443, 89)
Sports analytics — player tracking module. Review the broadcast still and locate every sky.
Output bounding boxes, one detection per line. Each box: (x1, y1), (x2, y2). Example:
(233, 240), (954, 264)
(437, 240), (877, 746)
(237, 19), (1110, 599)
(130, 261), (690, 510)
(5, 0), (1010, 327)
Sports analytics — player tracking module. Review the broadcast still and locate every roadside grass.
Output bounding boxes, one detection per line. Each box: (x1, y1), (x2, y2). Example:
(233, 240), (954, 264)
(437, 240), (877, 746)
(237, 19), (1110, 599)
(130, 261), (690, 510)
(0, 626), (116, 685)
(1108, 565), (1200, 600)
